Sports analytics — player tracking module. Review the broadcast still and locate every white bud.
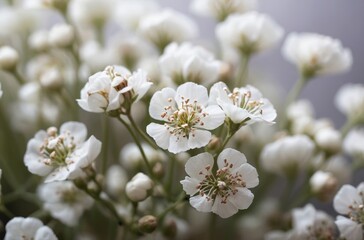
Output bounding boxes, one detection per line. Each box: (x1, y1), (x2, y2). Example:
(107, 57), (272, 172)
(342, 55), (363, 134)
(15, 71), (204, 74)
(28, 30), (49, 51)
(48, 23), (74, 48)
(125, 172), (153, 202)
(314, 127), (342, 153)
(0, 46), (19, 71)
(40, 67), (64, 90)
(105, 165), (128, 197)
(310, 171), (338, 201)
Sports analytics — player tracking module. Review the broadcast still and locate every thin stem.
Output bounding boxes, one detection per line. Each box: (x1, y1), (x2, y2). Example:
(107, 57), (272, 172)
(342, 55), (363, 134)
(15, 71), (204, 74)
(12, 70), (26, 85)
(116, 116), (154, 177)
(157, 192), (186, 221)
(101, 117), (110, 175)
(127, 114), (158, 149)
(340, 116), (360, 137)
(236, 53), (250, 88)
(165, 156), (176, 195)
(280, 74), (309, 130)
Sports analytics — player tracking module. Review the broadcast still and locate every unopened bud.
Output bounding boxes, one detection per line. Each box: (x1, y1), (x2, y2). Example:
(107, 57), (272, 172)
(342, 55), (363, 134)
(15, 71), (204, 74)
(207, 135), (220, 151)
(0, 46), (19, 71)
(28, 30), (49, 52)
(314, 128), (342, 154)
(310, 171), (338, 202)
(40, 67), (64, 90)
(138, 215), (157, 234)
(126, 173), (153, 202)
(162, 219), (177, 238)
(219, 62), (233, 82)
(48, 23), (74, 48)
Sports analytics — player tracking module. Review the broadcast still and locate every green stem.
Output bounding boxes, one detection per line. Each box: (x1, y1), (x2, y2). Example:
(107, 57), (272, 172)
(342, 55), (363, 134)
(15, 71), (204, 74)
(127, 114), (158, 149)
(280, 74), (309, 130)
(157, 192), (186, 221)
(116, 116), (154, 177)
(340, 117), (360, 137)
(236, 53), (250, 88)
(101, 117), (110, 175)
(165, 156), (176, 195)
(12, 70), (26, 85)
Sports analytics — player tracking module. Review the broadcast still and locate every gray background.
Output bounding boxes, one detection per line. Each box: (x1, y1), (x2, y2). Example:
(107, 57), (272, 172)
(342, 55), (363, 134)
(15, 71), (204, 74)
(159, 0), (364, 127)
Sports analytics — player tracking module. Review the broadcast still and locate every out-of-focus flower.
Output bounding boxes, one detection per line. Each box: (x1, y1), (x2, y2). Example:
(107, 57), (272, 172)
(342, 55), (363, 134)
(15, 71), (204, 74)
(333, 183), (364, 240)
(181, 148), (258, 218)
(0, 82), (3, 98)
(24, 121), (102, 182)
(343, 128), (364, 161)
(5, 217), (58, 240)
(119, 142), (165, 170)
(48, 23), (74, 48)
(309, 171), (338, 201)
(335, 83), (364, 121)
(282, 33), (352, 77)
(105, 165), (128, 198)
(138, 9), (198, 51)
(0, 7), (40, 37)
(69, 0), (114, 26)
(290, 204), (335, 239)
(260, 135), (315, 176)
(210, 82), (276, 125)
(314, 127), (341, 154)
(146, 82), (225, 153)
(0, 46), (19, 71)
(216, 12), (284, 55)
(191, 0), (257, 21)
(159, 42), (222, 85)
(113, 0), (159, 31)
(126, 172), (153, 202)
(38, 181), (94, 227)
(28, 30), (49, 51)
(286, 99), (314, 122)
(78, 65), (152, 114)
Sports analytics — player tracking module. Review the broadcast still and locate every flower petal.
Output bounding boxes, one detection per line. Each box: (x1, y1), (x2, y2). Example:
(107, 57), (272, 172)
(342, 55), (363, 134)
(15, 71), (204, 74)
(146, 123), (171, 150)
(184, 152), (214, 179)
(217, 148), (247, 169)
(180, 177), (200, 195)
(199, 105), (225, 130)
(175, 82), (208, 107)
(211, 195), (238, 218)
(187, 129), (211, 150)
(190, 195), (213, 213)
(149, 87), (176, 121)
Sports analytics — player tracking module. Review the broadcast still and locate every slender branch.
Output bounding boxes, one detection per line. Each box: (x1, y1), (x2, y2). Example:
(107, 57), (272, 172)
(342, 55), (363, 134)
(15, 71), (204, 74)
(127, 114), (158, 149)
(101, 117), (110, 175)
(236, 53), (250, 88)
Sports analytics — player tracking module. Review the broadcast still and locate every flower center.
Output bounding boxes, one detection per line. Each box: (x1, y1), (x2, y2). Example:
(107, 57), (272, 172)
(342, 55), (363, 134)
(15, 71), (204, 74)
(196, 159), (245, 204)
(348, 204), (364, 224)
(161, 96), (207, 138)
(224, 87), (263, 115)
(40, 127), (76, 167)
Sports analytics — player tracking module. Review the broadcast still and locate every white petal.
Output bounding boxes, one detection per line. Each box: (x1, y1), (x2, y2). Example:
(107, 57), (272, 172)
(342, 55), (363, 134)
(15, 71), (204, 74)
(336, 216), (363, 240)
(199, 105), (225, 130)
(34, 226), (57, 240)
(217, 99), (248, 124)
(180, 177), (200, 195)
(190, 195), (213, 213)
(60, 121), (87, 144)
(149, 87), (176, 121)
(44, 166), (70, 183)
(334, 184), (362, 214)
(184, 152), (214, 179)
(229, 187), (254, 210)
(217, 148), (247, 169)
(175, 82), (208, 107)
(169, 134), (189, 153)
(73, 135), (102, 169)
(211, 195), (238, 218)
(236, 164), (259, 188)
(146, 123), (171, 150)
(209, 82), (228, 105)
(187, 129), (211, 149)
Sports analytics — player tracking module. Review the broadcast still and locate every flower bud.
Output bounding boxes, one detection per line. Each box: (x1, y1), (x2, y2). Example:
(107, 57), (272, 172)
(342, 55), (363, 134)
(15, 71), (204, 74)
(48, 23), (74, 48)
(162, 219), (177, 238)
(314, 127), (341, 154)
(0, 46), (19, 71)
(40, 67), (64, 90)
(125, 173), (153, 202)
(310, 171), (338, 202)
(207, 135), (220, 151)
(138, 215), (157, 234)
(152, 162), (164, 179)
(28, 30), (49, 52)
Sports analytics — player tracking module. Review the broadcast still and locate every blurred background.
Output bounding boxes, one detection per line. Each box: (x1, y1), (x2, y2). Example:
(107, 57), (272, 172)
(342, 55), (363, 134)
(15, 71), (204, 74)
(160, 0), (364, 128)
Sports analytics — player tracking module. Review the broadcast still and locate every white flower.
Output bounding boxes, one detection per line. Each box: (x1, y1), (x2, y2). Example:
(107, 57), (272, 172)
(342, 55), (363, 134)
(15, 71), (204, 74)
(159, 42), (222, 85)
(314, 127), (341, 153)
(210, 82), (276, 125)
(125, 172), (153, 202)
(291, 204), (335, 239)
(48, 23), (74, 48)
(190, 0), (257, 21)
(180, 148), (258, 218)
(0, 82), (3, 98)
(333, 183), (364, 240)
(113, 0), (159, 30)
(38, 181), (94, 227)
(146, 82), (225, 153)
(343, 128), (364, 161)
(69, 0), (113, 26)
(138, 9), (198, 51)
(216, 12), (284, 55)
(335, 83), (364, 120)
(28, 30), (49, 51)
(77, 65), (152, 114)
(0, 46), (19, 71)
(282, 33), (352, 77)
(335, 216), (363, 240)
(105, 165), (128, 198)
(24, 121), (102, 182)
(286, 99), (314, 122)
(260, 135), (315, 175)
(5, 217), (58, 240)
(309, 171), (338, 201)
(119, 142), (166, 170)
